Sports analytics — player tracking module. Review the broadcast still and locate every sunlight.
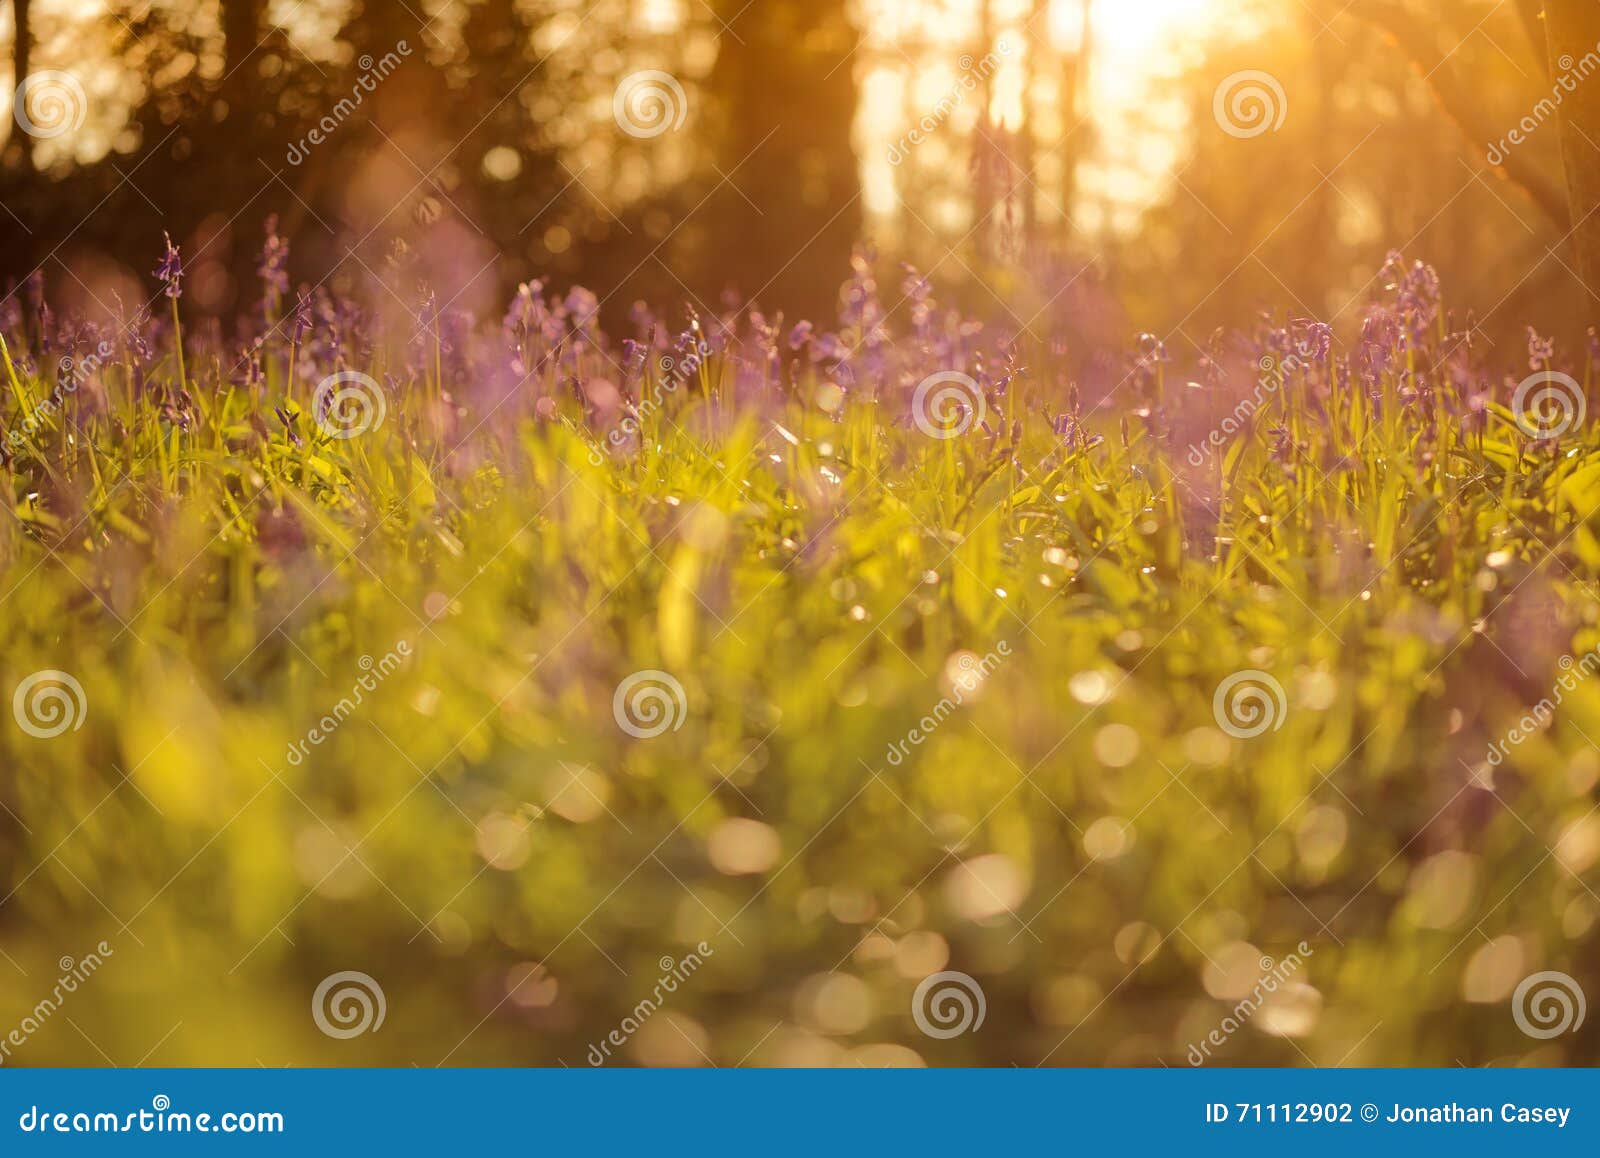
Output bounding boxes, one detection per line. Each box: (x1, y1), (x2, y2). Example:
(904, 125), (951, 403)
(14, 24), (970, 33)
(6, 0), (1596, 1091)
(856, 0), (1242, 236)
(1080, 0), (1240, 227)
(1087, 0), (1221, 53)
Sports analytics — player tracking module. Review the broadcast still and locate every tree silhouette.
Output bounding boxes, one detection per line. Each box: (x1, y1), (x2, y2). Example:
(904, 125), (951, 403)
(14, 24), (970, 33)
(1545, 0), (1600, 320)
(8, 0), (33, 175)
(703, 0), (862, 318)
(222, 0), (263, 88)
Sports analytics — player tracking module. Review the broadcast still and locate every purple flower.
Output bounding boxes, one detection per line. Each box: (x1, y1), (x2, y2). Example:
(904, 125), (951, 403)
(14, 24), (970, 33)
(154, 233), (183, 300)
(1136, 332), (1170, 365)
(242, 339), (264, 388)
(840, 245), (882, 337)
(810, 332), (845, 364)
(1359, 308), (1399, 378)
(1291, 319), (1332, 363)
(293, 290), (313, 346)
(1527, 325), (1555, 369)
(258, 216), (290, 300)
(1379, 250), (1441, 336)
(563, 286), (599, 331)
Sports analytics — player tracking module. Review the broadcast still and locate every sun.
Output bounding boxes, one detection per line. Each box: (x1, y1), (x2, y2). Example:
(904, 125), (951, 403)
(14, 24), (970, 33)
(1081, 0), (1223, 53)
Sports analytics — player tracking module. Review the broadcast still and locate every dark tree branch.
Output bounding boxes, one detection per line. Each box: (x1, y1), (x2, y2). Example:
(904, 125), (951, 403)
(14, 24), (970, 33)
(1354, 0), (1568, 230)
(1544, 0), (1600, 322)
(11, 0), (34, 174)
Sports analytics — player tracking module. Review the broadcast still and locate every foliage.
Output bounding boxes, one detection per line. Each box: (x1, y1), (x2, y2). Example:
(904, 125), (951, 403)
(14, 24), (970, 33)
(0, 242), (1597, 1066)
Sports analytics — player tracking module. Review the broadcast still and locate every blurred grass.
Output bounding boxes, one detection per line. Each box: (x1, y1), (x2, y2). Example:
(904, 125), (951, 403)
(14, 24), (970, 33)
(2, 319), (1599, 1068)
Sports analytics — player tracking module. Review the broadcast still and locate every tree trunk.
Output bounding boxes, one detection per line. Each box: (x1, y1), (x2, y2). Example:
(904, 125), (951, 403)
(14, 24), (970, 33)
(1059, 0), (1092, 245)
(1358, 2), (1568, 229)
(1018, 0), (1041, 244)
(1546, 0), (1600, 321)
(974, 0), (998, 257)
(706, 0), (862, 320)
(12, 0), (33, 174)
(223, 0), (262, 81)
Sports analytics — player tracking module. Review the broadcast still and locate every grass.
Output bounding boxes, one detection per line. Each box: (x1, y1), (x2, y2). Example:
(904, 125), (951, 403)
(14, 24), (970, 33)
(1, 249), (1598, 1067)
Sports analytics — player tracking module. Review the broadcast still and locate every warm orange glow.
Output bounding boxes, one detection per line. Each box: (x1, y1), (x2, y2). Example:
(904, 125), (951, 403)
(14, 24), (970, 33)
(855, 0), (1245, 238)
